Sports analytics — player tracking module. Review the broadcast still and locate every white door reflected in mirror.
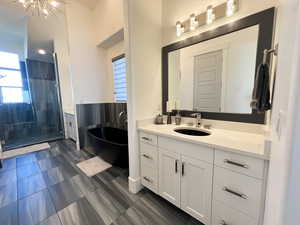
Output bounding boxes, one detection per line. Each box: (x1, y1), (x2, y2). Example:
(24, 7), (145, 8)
(168, 25), (259, 114)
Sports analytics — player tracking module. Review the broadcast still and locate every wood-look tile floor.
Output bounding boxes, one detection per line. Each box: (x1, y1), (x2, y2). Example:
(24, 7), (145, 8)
(0, 140), (204, 225)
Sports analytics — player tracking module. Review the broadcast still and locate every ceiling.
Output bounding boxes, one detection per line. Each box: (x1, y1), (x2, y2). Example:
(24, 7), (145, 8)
(0, 0), (69, 62)
(0, 0), (100, 62)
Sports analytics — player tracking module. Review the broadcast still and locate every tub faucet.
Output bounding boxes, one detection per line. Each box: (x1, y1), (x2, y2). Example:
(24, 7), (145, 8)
(118, 111), (128, 128)
(191, 113), (202, 128)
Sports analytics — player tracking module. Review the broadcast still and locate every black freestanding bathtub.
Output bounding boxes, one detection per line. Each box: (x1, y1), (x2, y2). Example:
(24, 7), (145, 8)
(87, 127), (128, 168)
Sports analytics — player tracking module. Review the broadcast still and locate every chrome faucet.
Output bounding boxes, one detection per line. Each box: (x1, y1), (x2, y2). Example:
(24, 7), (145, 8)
(191, 113), (202, 128)
(118, 111), (128, 128)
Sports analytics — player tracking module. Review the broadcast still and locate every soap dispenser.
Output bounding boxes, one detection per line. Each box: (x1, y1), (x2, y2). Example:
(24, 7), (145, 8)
(175, 110), (181, 125)
(167, 112), (172, 124)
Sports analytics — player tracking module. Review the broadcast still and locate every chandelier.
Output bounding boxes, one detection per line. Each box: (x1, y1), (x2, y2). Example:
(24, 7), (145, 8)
(16, 0), (63, 17)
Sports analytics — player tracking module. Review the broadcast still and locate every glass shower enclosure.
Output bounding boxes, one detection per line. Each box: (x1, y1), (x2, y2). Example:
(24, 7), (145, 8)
(0, 52), (64, 151)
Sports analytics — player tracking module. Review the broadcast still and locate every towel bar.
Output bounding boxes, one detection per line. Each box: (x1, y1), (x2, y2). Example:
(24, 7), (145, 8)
(263, 44), (279, 65)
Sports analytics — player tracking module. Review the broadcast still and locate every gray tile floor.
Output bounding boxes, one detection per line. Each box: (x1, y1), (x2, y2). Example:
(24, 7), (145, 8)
(0, 140), (203, 225)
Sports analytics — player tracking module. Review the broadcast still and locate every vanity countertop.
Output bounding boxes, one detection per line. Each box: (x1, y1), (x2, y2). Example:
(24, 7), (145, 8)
(138, 124), (269, 160)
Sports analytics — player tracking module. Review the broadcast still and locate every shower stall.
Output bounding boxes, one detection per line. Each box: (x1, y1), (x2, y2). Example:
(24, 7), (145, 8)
(0, 52), (65, 151)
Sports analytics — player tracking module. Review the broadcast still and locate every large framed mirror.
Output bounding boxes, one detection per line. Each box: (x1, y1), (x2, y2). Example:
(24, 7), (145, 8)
(162, 8), (275, 124)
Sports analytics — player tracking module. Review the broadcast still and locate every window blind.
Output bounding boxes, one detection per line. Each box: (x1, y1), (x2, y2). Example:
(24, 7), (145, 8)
(113, 56), (127, 102)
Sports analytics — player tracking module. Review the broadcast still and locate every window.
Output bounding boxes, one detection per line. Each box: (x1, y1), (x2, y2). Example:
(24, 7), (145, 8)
(113, 54), (127, 102)
(0, 51), (24, 103)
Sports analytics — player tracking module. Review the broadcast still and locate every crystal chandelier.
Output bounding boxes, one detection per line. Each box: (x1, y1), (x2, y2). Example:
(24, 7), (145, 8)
(17, 0), (63, 17)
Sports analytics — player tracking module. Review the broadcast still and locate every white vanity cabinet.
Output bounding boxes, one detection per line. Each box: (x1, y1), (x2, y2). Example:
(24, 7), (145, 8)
(140, 132), (214, 225)
(159, 149), (181, 207)
(180, 155), (213, 223)
(139, 131), (268, 225)
(159, 149), (213, 223)
(212, 150), (267, 225)
(139, 132), (159, 193)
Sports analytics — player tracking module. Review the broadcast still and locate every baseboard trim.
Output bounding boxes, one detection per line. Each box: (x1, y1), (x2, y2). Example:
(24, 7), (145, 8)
(1, 143), (50, 159)
(128, 176), (143, 194)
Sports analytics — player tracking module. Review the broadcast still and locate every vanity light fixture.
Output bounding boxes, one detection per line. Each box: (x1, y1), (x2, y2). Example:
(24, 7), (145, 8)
(206, 5), (215, 25)
(190, 14), (198, 31)
(226, 0), (237, 17)
(175, 0), (238, 36)
(176, 21), (185, 37)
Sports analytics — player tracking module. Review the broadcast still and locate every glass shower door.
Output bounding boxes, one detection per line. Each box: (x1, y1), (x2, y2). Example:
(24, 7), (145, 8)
(0, 52), (65, 151)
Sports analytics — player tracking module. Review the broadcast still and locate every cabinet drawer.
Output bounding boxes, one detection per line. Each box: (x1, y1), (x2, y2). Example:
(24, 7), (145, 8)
(140, 132), (158, 146)
(213, 166), (262, 221)
(212, 200), (256, 225)
(215, 150), (265, 179)
(140, 142), (158, 168)
(158, 136), (213, 164)
(141, 164), (158, 193)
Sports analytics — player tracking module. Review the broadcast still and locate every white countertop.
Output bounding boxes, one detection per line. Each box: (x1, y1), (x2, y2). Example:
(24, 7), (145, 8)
(138, 123), (269, 160)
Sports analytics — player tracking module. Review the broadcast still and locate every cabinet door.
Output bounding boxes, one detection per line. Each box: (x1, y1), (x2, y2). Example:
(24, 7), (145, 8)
(181, 155), (213, 225)
(159, 149), (181, 207)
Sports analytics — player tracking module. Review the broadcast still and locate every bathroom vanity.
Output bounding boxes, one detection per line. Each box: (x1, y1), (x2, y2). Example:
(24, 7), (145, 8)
(136, 7), (275, 225)
(138, 125), (268, 225)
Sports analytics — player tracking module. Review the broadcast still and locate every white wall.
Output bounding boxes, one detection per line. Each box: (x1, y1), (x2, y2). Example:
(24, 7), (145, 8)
(53, 11), (74, 114)
(162, 0), (278, 45)
(0, 36), (25, 61)
(93, 0), (124, 44)
(224, 27), (258, 113)
(168, 50), (180, 108)
(263, 0), (300, 224)
(65, 2), (111, 104)
(124, 0), (162, 192)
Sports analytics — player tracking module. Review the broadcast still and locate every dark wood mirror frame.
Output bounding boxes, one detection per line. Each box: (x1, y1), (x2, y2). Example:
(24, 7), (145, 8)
(162, 7), (275, 124)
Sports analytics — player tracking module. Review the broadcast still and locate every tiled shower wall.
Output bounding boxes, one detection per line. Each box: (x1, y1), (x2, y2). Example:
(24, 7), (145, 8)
(0, 59), (64, 150)
(76, 103), (127, 149)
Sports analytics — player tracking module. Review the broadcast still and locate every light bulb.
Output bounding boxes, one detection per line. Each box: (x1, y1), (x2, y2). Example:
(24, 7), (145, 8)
(18, 0), (25, 3)
(190, 14), (198, 31)
(43, 8), (49, 15)
(38, 49), (46, 55)
(226, 0), (236, 17)
(206, 5), (215, 25)
(50, 0), (59, 7)
(176, 21), (184, 37)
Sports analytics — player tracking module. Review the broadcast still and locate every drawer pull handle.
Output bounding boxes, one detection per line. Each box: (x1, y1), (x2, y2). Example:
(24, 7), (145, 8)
(223, 187), (248, 199)
(220, 220), (228, 225)
(182, 162), (185, 176)
(143, 176), (153, 183)
(175, 160), (178, 173)
(142, 137), (152, 141)
(142, 154), (152, 159)
(224, 159), (248, 169)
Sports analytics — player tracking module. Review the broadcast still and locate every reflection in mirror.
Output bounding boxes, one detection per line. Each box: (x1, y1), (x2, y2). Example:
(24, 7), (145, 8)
(168, 25), (259, 114)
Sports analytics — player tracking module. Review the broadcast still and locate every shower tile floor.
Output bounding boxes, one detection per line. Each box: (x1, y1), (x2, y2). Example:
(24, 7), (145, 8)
(0, 140), (203, 225)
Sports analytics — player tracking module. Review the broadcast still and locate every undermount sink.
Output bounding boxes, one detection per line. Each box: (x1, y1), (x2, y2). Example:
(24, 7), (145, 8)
(174, 127), (211, 136)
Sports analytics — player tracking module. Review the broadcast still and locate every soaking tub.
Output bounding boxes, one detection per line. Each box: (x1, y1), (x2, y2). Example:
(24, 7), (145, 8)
(87, 127), (128, 168)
